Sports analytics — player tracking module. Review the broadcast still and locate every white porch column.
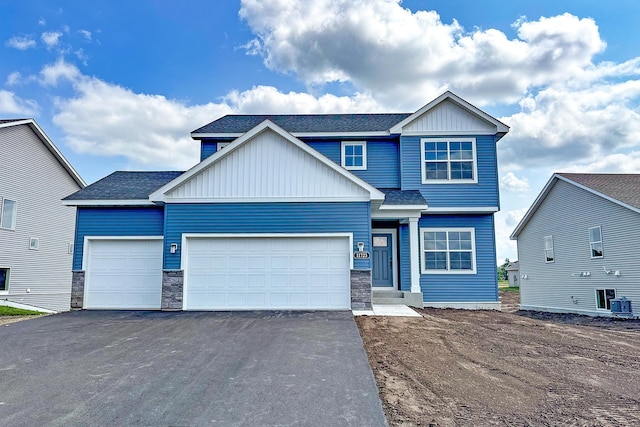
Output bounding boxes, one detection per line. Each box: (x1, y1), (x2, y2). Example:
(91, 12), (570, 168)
(408, 217), (421, 293)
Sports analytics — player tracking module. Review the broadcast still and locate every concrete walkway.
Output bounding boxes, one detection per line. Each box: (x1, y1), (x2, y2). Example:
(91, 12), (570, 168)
(353, 304), (422, 317)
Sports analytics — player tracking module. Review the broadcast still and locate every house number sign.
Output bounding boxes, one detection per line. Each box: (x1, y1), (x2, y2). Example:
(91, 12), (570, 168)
(354, 251), (370, 259)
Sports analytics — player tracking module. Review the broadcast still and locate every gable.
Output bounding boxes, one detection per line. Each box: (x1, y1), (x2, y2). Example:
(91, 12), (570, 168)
(402, 99), (496, 134)
(160, 124), (378, 202)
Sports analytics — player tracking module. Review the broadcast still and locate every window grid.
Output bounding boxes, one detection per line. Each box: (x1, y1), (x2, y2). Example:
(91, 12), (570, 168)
(341, 141), (367, 170)
(421, 228), (475, 274)
(589, 226), (603, 258)
(422, 139), (476, 183)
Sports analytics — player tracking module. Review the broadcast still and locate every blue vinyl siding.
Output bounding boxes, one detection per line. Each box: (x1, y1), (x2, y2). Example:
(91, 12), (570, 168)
(200, 141), (217, 161)
(72, 207), (164, 270)
(398, 223), (411, 292)
(416, 214), (498, 302)
(400, 135), (499, 208)
(305, 139), (400, 188)
(164, 202), (371, 270)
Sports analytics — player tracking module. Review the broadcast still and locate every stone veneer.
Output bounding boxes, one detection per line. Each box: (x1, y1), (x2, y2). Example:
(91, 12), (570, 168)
(71, 270), (85, 309)
(162, 270), (184, 310)
(350, 269), (372, 310)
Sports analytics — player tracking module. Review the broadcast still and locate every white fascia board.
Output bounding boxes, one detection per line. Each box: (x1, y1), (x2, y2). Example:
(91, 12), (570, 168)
(62, 199), (155, 206)
(371, 210), (423, 219)
(401, 130), (497, 136)
(509, 174), (559, 240)
(379, 204), (428, 210)
(155, 119), (385, 202)
(426, 206), (499, 214)
(1, 119), (87, 188)
(163, 196), (372, 203)
(389, 91), (510, 135)
(191, 131), (390, 139)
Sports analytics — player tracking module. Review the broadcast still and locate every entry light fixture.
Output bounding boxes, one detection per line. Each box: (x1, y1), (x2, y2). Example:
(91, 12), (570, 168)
(170, 243), (178, 254)
(357, 242), (365, 252)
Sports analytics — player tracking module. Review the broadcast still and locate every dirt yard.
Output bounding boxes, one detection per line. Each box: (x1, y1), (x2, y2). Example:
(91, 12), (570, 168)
(357, 290), (640, 426)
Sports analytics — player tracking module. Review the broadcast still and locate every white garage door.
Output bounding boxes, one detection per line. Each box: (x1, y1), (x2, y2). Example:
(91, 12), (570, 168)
(185, 236), (351, 310)
(85, 239), (163, 309)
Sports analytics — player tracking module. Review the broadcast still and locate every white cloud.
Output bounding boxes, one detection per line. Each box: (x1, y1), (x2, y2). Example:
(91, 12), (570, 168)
(41, 31), (63, 48)
(39, 58), (82, 86)
(500, 172), (529, 192)
(78, 30), (92, 41)
(38, 18), (46, 26)
(6, 36), (36, 50)
(494, 208), (528, 262)
(5, 71), (22, 86)
(239, 1), (607, 107)
(0, 90), (39, 115)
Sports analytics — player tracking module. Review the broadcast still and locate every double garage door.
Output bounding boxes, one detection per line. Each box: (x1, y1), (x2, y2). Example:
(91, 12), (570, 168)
(84, 236), (351, 310)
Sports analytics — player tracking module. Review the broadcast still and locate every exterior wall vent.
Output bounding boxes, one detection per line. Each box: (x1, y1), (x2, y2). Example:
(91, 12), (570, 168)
(610, 297), (633, 317)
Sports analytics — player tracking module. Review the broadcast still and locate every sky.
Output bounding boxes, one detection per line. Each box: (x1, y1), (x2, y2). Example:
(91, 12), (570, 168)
(2, 0), (640, 264)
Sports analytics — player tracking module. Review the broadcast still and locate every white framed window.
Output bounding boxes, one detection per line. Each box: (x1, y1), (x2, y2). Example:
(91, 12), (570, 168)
(420, 228), (476, 274)
(0, 268), (9, 292)
(544, 235), (554, 263)
(0, 198), (17, 230)
(29, 237), (40, 250)
(421, 138), (477, 183)
(595, 288), (616, 310)
(589, 226), (603, 258)
(341, 141), (367, 170)
(217, 142), (231, 151)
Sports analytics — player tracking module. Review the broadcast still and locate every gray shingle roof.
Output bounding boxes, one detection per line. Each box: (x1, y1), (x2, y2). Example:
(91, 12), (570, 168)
(192, 114), (412, 135)
(380, 189), (427, 206)
(0, 118), (28, 125)
(558, 173), (640, 210)
(64, 171), (183, 200)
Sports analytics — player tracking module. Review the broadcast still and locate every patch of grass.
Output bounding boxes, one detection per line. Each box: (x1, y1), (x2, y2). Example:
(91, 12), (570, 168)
(501, 287), (520, 292)
(0, 306), (44, 316)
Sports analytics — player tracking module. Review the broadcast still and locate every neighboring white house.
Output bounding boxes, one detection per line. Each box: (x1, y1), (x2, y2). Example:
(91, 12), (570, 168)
(505, 261), (519, 287)
(0, 119), (85, 312)
(510, 173), (640, 317)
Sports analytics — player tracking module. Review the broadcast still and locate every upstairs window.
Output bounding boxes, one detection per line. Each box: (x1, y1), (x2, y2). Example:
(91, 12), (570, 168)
(341, 141), (367, 170)
(421, 228), (476, 274)
(421, 138), (477, 183)
(589, 226), (603, 258)
(544, 235), (554, 263)
(0, 198), (17, 230)
(0, 268), (8, 291)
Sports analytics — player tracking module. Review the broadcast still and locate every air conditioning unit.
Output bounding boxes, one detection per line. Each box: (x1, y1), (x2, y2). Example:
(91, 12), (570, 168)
(610, 297), (633, 318)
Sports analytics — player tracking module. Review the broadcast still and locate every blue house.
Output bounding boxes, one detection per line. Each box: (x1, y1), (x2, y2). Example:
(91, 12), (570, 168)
(63, 91), (508, 311)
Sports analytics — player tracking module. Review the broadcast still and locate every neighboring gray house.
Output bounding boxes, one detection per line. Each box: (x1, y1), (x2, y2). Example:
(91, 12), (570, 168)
(510, 173), (640, 317)
(0, 119), (85, 312)
(505, 261), (519, 287)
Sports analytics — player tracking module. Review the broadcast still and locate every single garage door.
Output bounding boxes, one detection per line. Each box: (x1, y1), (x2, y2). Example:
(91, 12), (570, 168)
(84, 239), (163, 309)
(185, 236), (351, 310)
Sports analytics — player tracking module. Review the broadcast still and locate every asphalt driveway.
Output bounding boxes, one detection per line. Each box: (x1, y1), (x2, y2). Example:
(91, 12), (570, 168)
(0, 310), (386, 426)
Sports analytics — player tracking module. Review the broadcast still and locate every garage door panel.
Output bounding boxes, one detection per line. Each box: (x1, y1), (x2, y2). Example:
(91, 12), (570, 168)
(85, 239), (162, 309)
(185, 236), (351, 310)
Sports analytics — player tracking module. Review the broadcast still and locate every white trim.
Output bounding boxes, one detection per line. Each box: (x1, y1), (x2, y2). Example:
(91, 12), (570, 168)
(162, 196), (372, 204)
(29, 237), (39, 250)
(379, 204), (428, 211)
(409, 218), (421, 293)
(341, 141), (367, 170)
(0, 299), (56, 313)
(426, 206), (499, 213)
(372, 210), (422, 219)
(192, 131), (391, 139)
(390, 91), (510, 135)
(62, 199), (155, 206)
(588, 226), (604, 259)
(0, 197), (17, 230)
(423, 301), (501, 310)
(420, 227), (477, 274)
(544, 235), (555, 263)
(420, 137), (478, 184)
(0, 119), (86, 187)
(400, 130), (498, 136)
(372, 228), (398, 290)
(181, 232), (354, 311)
(153, 120), (385, 202)
(217, 142), (231, 151)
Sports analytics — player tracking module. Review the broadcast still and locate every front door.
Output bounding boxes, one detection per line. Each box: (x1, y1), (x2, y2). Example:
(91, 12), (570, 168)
(372, 232), (394, 287)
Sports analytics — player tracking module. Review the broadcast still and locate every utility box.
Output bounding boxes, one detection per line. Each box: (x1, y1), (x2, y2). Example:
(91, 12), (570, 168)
(610, 297), (633, 317)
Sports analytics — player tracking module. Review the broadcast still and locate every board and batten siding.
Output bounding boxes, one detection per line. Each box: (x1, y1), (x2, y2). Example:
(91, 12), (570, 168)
(517, 179), (640, 316)
(402, 99), (496, 133)
(0, 124), (82, 312)
(168, 131), (369, 200)
(400, 134), (499, 208)
(163, 202), (371, 270)
(306, 139), (401, 188)
(417, 214), (498, 302)
(72, 207), (164, 271)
